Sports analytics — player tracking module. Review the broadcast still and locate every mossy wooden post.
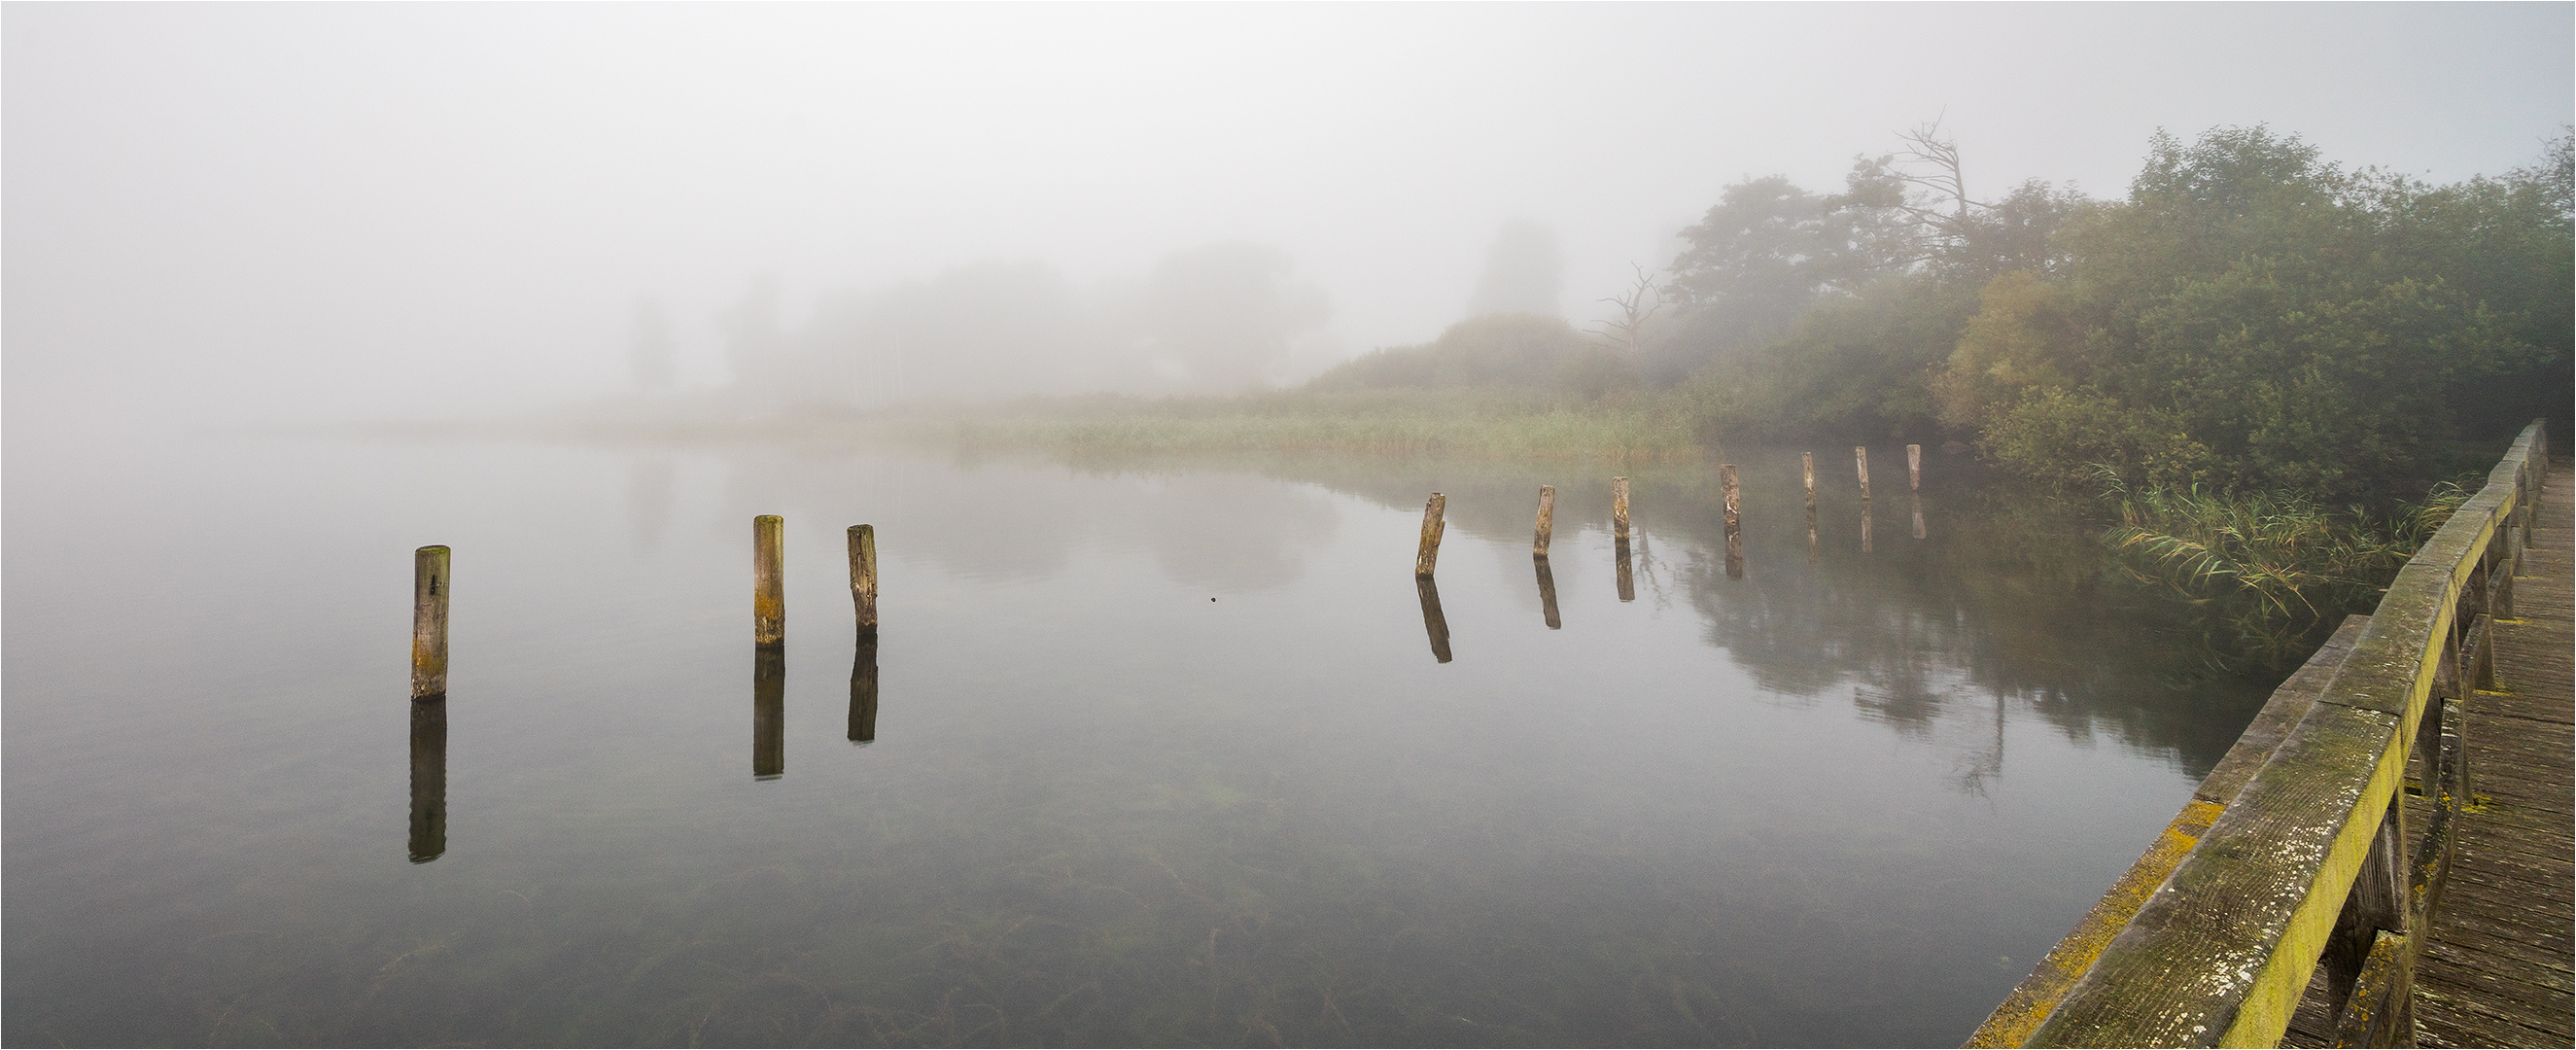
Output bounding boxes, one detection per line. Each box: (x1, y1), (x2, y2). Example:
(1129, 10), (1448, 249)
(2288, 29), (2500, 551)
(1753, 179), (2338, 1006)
(411, 545), (450, 701)
(1532, 485), (1556, 557)
(1855, 446), (1871, 502)
(753, 647), (784, 780)
(1414, 493), (1446, 578)
(1906, 443), (1922, 491)
(1721, 464), (1744, 578)
(1612, 476), (1631, 541)
(848, 524), (878, 640)
(408, 697), (447, 863)
(753, 515), (784, 648)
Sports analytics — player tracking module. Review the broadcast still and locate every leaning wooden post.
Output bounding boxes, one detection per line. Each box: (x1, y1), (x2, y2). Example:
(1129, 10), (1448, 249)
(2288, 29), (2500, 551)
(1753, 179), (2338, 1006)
(1855, 447), (1871, 502)
(1906, 443), (1922, 492)
(411, 545), (451, 701)
(1721, 464), (1743, 577)
(1532, 485), (1556, 557)
(1414, 493), (1446, 578)
(753, 515), (785, 648)
(1612, 476), (1631, 541)
(848, 524), (878, 640)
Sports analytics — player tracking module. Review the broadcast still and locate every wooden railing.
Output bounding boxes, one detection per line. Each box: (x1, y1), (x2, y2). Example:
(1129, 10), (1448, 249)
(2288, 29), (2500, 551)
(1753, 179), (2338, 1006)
(1968, 420), (2551, 1048)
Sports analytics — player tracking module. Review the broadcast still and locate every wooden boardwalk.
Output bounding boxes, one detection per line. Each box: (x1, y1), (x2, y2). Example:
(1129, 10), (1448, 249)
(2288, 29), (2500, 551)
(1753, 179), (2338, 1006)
(2282, 461), (2575, 1048)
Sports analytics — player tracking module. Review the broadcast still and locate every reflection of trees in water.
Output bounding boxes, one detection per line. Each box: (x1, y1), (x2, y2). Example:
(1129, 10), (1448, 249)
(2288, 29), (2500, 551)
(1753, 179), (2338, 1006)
(1203, 447), (2273, 784)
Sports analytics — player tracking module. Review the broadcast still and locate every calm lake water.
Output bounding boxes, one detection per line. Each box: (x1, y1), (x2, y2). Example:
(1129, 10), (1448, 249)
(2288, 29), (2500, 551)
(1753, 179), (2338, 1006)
(3, 428), (2277, 1046)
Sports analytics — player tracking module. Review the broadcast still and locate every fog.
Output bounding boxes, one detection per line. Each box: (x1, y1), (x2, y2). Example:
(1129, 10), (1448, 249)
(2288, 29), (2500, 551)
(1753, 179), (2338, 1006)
(7, 4), (2569, 431)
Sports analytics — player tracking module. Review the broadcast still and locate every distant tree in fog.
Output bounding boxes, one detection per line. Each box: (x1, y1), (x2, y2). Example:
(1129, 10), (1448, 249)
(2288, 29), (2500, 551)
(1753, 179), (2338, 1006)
(798, 261), (1097, 404)
(1118, 243), (1329, 393)
(715, 275), (788, 394)
(630, 297), (677, 392)
(1465, 219), (1563, 318)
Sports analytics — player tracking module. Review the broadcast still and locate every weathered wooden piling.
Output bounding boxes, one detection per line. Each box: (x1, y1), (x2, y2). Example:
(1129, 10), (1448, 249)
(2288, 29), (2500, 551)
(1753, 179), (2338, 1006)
(1721, 464), (1743, 577)
(1855, 446), (1871, 502)
(1532, 485), (1556, 557)
(1907, 443), (1922, 491)
(1802, 452), (1816, 512)
(1534, 556), (1561, 630)
(753, 515), (784, 648)
(848, 524), (878, 639)
(850, 639), (879, 745)
(753, 647), (784, 780)
(408, 697), (446, 863)
(1612, 476), (1631, 541)
(1415, 577), (1452, 663)
(411, 545), (450, 701)
(1414, 493), (1446, 578)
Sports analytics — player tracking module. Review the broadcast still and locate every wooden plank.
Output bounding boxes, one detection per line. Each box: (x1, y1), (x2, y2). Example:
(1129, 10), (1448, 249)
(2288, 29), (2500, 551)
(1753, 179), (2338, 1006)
(2194, 617), (2372, 807)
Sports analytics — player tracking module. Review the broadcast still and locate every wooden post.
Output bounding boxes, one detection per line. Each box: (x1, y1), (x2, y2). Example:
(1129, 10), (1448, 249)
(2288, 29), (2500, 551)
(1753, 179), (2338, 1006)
(407, 697), (446, 863)
(1415, 578), (1452, 663)
(850, 638), (879, 745)
(753, 647), (784, 780)
(1534, 556), (1561, 630)
(1907, 443), (1922, 491)
(1612, 476), (1631, 541)
(1414, 493), (1446, 578)
(1532, 485), (1556, 557)
(848, 524), (878, 640)
(1855, 447), (1871, 502)
(1721, 464), (1743, 578)
(753, 515), (784, 648)
(1802, 452), (1816, 512)
(411, 545), (450, 701)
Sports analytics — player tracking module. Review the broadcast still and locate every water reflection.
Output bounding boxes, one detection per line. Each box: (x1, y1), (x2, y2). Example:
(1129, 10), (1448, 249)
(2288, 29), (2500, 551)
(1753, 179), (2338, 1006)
(407, 698), (446, 863)
(1415, 577), (1452, 663)
(849, 639), (879, 745)
(1533, 556), (1562, 629)
(1615, 537), (1636, 602)
(1861, 501), (1874, 553)
(627, 457), (676, 553)
(753, 648), (784, 780)
(1912, 492), (1928, 541)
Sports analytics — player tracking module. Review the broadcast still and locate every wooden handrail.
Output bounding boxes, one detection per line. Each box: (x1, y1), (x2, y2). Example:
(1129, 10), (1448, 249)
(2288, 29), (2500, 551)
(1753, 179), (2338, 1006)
(1970, 420), (2549, 1048)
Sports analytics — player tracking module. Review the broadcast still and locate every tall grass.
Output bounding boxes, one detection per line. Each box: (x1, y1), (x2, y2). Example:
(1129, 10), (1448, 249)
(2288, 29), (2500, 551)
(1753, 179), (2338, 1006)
(2098, 467), (2474, 656)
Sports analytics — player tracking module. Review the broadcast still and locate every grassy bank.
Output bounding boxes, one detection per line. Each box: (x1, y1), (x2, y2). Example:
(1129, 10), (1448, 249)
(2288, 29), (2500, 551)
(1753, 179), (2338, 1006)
(926, 390), (1699, 461)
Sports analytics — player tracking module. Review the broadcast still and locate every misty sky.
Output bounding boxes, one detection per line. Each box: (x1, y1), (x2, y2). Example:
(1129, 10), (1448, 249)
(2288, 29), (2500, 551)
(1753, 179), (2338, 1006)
(7, 3), (2569, 428)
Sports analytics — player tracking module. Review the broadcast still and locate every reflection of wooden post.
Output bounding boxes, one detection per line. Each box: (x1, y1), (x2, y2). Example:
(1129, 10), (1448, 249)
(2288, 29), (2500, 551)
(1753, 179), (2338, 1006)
(1534, 556), (1561, 630)
(1414, 494), (1446, 578)
(1721, 464), (1743, 577)
(1907, 443), (1922, 491)
(408, 698), (447, 863)
(1807, 509), (1820, 565)
(1861, 501), (1873, 553)
(1532, 485), (1556, 557)
(753, 515), (784, 648)
(412, 545), (451, 701)
(1415, 577), (1452, 663)
(1802, 453), (1816, 512)
(848, 524), (878, 639)
(1612, 477), (1631, 541)
(1615, 538), (1635, 602)
(1856, 447), (1871, 502)
(753, 647), (784, 780)
(850, 639), (879, 745)
(1912, 492), (1927, 541)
